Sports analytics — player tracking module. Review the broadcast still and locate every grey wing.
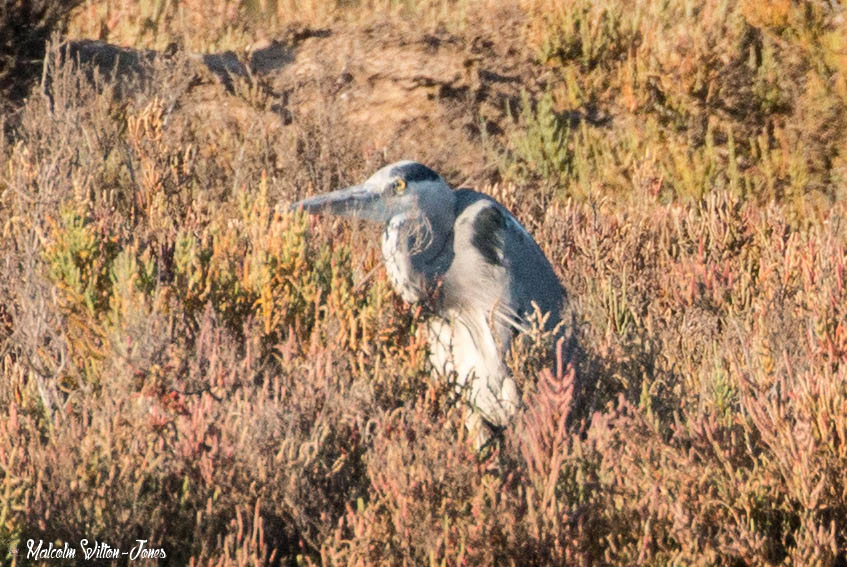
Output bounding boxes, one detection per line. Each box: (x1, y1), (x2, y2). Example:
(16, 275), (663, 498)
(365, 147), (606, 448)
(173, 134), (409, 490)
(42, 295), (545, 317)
(449, 192), (564, 340)
(445, 198), (516, 348)
(500, 209), (565, 331)
(438, 193), (564, 428)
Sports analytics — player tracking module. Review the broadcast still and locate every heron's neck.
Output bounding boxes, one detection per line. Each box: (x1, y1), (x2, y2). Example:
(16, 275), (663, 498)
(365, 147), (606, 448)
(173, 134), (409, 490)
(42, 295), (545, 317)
(406, 212), (453, 264)
(381, 213), (451, 303)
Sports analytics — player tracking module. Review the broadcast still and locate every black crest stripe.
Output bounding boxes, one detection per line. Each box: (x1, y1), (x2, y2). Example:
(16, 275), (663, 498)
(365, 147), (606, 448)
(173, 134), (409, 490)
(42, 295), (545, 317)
(391, 162), (440, 183)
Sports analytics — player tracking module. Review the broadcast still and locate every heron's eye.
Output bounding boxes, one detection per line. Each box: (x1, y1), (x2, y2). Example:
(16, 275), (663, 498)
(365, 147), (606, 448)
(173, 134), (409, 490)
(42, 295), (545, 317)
(394, 178), (407, 195)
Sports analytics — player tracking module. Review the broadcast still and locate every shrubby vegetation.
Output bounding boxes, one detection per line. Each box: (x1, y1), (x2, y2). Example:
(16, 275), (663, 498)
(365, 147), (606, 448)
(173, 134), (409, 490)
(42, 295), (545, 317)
(2, 0), (846, 564)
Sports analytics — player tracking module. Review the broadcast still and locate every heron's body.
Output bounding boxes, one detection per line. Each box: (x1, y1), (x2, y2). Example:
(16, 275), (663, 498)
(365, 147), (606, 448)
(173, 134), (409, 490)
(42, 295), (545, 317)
(293, 161), (565, 434)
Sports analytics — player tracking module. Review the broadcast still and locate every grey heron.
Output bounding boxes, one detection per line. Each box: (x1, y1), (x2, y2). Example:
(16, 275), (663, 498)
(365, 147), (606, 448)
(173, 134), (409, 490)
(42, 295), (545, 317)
(292, 161), (565, 440)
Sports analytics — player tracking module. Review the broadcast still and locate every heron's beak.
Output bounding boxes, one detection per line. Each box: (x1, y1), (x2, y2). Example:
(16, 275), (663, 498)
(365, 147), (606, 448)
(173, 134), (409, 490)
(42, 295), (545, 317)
(290, 184), (386, 221)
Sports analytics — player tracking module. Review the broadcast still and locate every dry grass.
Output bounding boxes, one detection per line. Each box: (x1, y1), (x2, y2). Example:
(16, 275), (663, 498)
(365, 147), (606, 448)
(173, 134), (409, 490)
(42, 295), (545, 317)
(2, 0), (847, 565)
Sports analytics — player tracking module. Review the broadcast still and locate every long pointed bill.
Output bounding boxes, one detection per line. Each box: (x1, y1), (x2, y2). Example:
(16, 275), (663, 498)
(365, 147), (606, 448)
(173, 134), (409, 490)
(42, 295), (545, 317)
(291, 184), (385, 220)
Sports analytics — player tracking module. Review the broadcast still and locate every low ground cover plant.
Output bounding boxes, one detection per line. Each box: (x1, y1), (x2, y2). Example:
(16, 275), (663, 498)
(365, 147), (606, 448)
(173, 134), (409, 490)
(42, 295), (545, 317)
(1, 0), (846, 564)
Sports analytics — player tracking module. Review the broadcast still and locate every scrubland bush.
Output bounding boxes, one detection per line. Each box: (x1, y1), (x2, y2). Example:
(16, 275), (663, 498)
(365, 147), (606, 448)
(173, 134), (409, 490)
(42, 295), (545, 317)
(2, 0), (847, 565)
(515, 0), (847, 213)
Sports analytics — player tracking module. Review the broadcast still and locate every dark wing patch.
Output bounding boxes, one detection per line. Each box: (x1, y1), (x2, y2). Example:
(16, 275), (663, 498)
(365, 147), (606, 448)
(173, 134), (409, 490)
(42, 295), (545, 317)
(472, 204), (506, 266)
(391, 162), (441, 184)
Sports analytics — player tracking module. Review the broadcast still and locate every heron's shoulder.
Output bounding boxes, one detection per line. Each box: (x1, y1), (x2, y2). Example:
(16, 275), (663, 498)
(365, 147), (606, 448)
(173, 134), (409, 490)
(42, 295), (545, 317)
(452, 190), (510, 266)
(453, 188), (494, 212)
(454, 189), (532, 240)
(453, 190), (504, 227)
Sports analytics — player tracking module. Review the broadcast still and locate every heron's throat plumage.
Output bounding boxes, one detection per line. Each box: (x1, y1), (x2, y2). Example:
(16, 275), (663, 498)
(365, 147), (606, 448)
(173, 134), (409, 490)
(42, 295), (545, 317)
(380, 211), (452, 304)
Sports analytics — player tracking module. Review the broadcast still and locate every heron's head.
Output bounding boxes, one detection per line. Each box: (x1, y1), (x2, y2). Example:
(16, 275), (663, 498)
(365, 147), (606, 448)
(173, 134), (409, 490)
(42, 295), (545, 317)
(291, 161), (456, 227)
